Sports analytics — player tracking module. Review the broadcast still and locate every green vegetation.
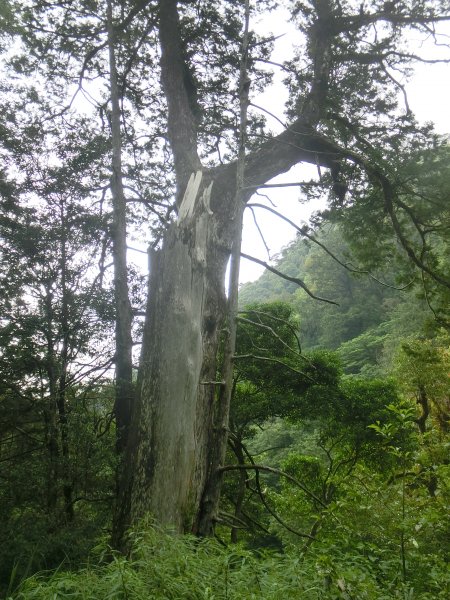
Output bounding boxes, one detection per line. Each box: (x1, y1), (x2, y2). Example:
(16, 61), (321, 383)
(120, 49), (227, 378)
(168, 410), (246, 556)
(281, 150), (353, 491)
(3, 293), (448, 598)
(2, 228), (449, 598)
(1, 0), (449, 597)
(7, 514), (449, 599)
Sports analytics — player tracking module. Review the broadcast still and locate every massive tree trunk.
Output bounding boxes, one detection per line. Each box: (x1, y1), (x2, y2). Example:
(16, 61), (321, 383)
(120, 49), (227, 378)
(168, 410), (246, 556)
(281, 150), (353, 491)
(112, 0), (340, 548)
(113, 168), (242, 543)
(112, 0), (434, 546)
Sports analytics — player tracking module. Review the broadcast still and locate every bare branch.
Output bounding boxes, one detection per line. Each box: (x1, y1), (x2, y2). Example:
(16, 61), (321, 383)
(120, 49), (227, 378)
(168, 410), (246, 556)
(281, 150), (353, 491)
(247, 203), (415, 291)
(253, 58), (298, 73)
(240, 252), (339, 305)
(249, 102), (288, 130)
(381, 62), (411, 115)
(238, 308), (302, 353)
(236, 316), (303, 360)
(247, 206), (271, 260)
(243, 181), (316, 190)
(233, 353), (314, 381)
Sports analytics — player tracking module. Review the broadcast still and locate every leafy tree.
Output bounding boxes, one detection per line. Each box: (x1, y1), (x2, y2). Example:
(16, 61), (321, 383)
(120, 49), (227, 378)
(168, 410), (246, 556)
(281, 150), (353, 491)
(220, 303), (414, 550)
(221, 302), (340, 542)
(292, 227), (396, 350)
(323, 143), (450, 325)
(0, 96), (119, 589)
(2, 0), (450, 546)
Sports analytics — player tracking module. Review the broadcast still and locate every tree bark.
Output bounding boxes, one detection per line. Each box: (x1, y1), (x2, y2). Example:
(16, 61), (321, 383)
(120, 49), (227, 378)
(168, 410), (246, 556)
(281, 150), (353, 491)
(111, 0), (357, 547)
(113, 165), (244, 539)
(106, 0), (134, 453)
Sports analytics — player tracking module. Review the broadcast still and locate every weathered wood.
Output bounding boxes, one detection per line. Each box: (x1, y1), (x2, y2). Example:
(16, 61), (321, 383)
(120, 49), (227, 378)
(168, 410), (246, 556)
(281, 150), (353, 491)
(112, 0), (346, 547)
(113, 174), (240, 544)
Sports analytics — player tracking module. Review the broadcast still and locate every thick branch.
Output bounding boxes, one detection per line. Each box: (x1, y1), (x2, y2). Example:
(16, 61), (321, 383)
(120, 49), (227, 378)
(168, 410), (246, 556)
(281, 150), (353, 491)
(329, 9), (450, 36)
(242, 3), (449, 191)
(250, 129), (450, 291)
(159, 0), (201, 192)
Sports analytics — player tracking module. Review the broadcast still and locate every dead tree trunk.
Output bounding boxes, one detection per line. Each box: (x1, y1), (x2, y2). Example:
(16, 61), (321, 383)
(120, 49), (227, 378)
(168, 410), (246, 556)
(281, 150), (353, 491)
(113, 168), (242, 544)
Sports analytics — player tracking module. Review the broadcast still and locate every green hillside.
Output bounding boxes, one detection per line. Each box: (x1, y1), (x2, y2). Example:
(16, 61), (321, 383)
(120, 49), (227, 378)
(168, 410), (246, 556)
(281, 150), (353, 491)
(240, 225), (437, 376)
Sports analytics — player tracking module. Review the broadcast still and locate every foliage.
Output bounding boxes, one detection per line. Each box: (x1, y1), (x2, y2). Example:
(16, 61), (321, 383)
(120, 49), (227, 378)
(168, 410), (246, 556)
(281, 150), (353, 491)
(8, 521), (449, 599)
(232, 302), (340, 429)
(0, 117), (119, 592)
(240, 227), (402, 351)
(219, 298), (449, 595)
(240, 221), (448, 379)
(9, 525), (318, 599)
(268, 402), (449, 597)
(0, 384), (117, 594)
(1, 0), (449, 596)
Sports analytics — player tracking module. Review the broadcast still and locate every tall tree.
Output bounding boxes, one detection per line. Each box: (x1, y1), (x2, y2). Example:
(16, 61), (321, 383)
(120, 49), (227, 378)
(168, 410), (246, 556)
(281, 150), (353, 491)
(0, 176), (111, 517)
(3, 0), (449, 546)
(8, 0), (169, 454)
(113, 0), (450, 546)
(106, 0), (134, 452)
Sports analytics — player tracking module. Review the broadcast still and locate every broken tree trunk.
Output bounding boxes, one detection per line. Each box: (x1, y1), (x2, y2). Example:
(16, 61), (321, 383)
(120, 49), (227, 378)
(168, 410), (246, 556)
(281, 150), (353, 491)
(112, 0), (346, 549)
(112, 167), (244, 545)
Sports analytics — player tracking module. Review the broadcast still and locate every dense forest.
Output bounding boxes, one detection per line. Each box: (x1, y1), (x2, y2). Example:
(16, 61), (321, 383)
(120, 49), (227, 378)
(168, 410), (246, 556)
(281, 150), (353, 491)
(1, 0), (449, 598)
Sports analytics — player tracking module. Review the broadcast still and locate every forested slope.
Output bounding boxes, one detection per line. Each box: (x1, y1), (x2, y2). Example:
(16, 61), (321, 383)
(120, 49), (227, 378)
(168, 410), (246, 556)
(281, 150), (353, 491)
(240, 224), (442, 376)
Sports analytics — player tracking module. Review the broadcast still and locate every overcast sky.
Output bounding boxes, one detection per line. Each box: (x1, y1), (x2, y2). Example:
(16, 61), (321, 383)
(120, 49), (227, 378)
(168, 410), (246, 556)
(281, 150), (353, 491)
(238, 9), (450, 284)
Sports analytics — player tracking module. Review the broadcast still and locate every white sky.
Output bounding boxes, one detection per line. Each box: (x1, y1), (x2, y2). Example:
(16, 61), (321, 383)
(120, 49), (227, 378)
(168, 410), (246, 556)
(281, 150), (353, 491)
(238, 8), (450, 284)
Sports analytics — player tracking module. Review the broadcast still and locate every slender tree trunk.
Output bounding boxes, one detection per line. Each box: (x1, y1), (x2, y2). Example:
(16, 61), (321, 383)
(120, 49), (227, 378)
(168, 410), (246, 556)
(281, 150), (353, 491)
(106, 0), (134, 453)
(230, 436), (247, 543)
(196, 0), (251, 537)
(57, 200), (74, 520)
(44, 287), (60, 513)
(57, 371), (73, 520)
(45, 402), (60, 513)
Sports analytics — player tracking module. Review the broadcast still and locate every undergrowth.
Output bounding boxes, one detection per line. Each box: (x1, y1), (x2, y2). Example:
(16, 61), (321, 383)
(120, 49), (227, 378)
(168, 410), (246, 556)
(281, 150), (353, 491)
(7, 526), (448, 600)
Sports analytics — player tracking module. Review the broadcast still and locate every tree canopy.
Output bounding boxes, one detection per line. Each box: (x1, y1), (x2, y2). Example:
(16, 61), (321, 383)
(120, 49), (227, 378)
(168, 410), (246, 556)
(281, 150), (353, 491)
(1, 0), (449, 597)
